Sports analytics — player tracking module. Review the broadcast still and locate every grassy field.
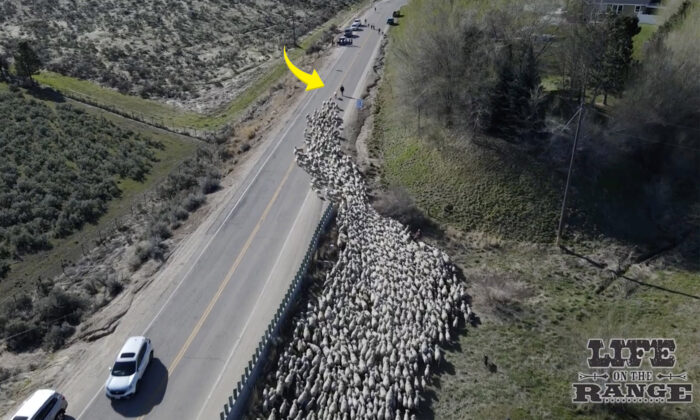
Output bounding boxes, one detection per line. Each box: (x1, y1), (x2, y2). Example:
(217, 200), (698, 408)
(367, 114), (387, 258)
(633, 23), (658, 60)
(419, 234), (700, 420)
(368, 3), (700, 419)
(0, 85), (197, 296)
(370, 6), (561, 243)
(33, 0), (371, 132)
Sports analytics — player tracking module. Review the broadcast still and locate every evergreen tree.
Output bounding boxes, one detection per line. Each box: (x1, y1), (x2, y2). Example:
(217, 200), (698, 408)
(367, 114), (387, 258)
(0, 52), (9, 81)
(592, 14), (640, 104)
(14, 41), (42, 83)
(488, 43), (545, 142)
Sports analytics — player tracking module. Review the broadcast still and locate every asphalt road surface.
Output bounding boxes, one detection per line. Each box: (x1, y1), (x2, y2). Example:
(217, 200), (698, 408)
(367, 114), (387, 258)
(72, 1), (405, 419)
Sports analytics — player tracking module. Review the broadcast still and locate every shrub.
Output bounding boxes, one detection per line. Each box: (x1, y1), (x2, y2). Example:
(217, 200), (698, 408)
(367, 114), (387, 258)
(3, 293), (33, 320)
(4, 319), (43, 352)
(35, 287), (87, 326)
(83, 279), (99, 296)
(130, 239), (167, 270)
(0, 259), (9, 279)
(0, 92), (159, 261)
(42, 323), (75, 351)
(306, 42), (323, 55)
(105, 277), (124, 297)
(183, 193), (205, 212)
(200, 176), (220, 194)
(149, 221), (172, 240)
(172, 206), (190, 222)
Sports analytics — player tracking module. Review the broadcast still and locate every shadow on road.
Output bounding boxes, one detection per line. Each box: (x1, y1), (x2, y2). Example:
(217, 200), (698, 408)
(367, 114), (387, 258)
(110, 358), (168, 417)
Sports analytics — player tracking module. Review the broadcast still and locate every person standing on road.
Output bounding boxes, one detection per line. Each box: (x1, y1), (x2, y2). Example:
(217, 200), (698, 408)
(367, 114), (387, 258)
(340, 85), (345, 97)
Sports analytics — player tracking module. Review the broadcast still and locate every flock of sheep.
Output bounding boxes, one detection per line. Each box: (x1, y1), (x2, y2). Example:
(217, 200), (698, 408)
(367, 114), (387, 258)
(258, 100), (470, 419)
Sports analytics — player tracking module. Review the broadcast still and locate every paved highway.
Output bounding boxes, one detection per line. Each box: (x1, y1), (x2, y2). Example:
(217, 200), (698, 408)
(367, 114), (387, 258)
(67, 1), (405, 419)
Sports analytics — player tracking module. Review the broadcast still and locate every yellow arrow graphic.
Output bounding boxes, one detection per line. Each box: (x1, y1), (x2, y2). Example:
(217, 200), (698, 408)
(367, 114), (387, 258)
(283, 46), (324, 91)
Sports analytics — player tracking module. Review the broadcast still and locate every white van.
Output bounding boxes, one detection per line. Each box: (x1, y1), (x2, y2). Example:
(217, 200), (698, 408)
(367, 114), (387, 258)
(11, 389), (68, 420)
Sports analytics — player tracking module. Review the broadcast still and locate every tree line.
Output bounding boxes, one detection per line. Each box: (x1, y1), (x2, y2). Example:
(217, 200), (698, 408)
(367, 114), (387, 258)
(392, 0), (699, 242)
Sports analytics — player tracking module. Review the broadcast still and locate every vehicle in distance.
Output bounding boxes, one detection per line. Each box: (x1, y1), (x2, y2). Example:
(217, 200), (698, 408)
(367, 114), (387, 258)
(11, 389), (67, 420)
(105, 336), (154, 399)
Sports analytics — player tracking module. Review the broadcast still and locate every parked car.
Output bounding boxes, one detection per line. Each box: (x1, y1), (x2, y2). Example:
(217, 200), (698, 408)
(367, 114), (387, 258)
(386, 17), (395, 25)
(351, 22), (360, 31)
(105, 336), (153, 399)
(11, 389), (67, 420)
(392, 10), (401, 18)
(353, 18), (362, 26)
(338, 37), (353, 46)
(344, 27), (353, 37)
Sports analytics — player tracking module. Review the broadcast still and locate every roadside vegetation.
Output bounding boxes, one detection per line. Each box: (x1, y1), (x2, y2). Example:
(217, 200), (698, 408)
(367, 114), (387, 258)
(0, 84), (224, 354)
(2, 1), (368, 137)
(365, 0), (700, 418)
(0, 88), (160, 279)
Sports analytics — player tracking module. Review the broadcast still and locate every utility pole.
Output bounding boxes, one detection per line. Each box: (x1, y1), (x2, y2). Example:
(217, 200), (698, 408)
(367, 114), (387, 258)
(556, 103), (585, 247)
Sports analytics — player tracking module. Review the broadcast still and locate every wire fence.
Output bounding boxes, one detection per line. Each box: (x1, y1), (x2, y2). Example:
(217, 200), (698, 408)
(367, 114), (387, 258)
(47, 86), (231, 142)
(219, 204), (336, 420)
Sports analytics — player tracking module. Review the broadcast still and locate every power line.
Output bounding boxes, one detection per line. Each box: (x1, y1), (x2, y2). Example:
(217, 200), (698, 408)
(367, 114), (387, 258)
(556, 101), (585, 247)
(1, 310), (81, 342)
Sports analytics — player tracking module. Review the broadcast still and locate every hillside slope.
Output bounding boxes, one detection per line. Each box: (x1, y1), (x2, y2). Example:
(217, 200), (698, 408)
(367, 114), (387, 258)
(0, 0), (360, 110)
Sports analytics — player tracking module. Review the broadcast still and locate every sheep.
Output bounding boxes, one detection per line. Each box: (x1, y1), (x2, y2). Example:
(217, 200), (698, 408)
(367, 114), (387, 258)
(258, 98), (470, 419)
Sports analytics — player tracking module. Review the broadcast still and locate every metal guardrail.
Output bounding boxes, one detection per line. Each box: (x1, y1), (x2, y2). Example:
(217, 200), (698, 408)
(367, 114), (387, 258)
(219, 203), (336, 420)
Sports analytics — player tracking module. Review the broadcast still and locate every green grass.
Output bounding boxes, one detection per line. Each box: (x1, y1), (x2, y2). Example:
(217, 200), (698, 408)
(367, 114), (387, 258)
(33, 0), (371, 132)
(371, 31), (561, 242)
(541, 75), (564, 92)
(633, 23), (658, 60)
(371, 5), (700, 419)
(33, 72), (204, 128)
(425, 241), (700, 419)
